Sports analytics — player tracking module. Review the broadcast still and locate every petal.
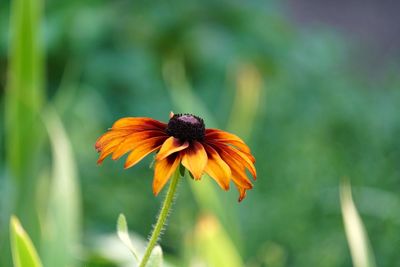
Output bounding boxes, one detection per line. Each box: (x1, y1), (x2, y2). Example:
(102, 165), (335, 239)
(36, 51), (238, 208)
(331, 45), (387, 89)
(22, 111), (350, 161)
(181, 141), (208, 180)
(205, 128), (251, 153)
(217, 148), (253, 189)
(245, 151), (256, 163)
(95, 129), (132, 150)
(95, 117), (169, 164)
(112, 117), (167, 130)
(153, 153), (182, 196)
(156, 136), (189, 160)
(124, 136), (166, 169)
(203, 144), (231, 190)
(235, 184), (247, 202)
(211, 142), (257, 180)
(112, 130), (167, 160)
(97, 138), (125, 164)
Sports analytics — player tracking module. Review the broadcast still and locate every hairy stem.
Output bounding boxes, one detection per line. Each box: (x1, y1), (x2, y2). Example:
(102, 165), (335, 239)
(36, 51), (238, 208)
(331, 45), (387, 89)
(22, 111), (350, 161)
(138, 169), (180, 267)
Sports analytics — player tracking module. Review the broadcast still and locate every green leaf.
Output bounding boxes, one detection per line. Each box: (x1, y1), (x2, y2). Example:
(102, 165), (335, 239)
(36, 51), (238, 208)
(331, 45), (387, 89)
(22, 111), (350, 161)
(4, 0), (45, 264)
(5, 0), (44, 183)
(10, 216), (43, 267)
(226, 63), (263, 140)
(340, 179), (377, 267)
(117, 213), (139, 262)
(147, 245), (163, 267)
(162, 53), (216, 126)
(193, 214), (243, 267)
(41, 109), (81, 267)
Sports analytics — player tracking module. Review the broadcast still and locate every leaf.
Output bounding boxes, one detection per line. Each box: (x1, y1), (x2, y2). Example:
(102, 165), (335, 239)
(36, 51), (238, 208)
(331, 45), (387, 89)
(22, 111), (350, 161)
(117, 213), (139, 262)
(340, 179), (377, 267)
(162, 53), (216, 127)
(227, 63), (263, 140)
(9, 216), (43, 267)
(147, 245), (163, 267)
(4, 0), (45, 263)
(5, 0), (44, 183)
(41, 109), (81, 267)
(193, 214), (243, 267)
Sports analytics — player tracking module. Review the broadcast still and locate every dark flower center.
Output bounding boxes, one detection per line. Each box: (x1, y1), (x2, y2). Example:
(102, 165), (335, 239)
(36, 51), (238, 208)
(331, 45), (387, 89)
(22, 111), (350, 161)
(166, 114), (205, 141)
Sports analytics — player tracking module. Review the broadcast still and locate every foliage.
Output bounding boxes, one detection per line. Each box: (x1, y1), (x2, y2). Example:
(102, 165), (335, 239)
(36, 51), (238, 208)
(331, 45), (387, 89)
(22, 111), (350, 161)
(1, 0), (399, 266)
(10, 216), (43, 267)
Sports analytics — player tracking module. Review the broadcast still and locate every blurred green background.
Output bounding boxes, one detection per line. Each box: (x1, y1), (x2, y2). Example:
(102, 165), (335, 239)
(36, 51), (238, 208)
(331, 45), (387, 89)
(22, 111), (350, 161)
(1, 0), (399, 266)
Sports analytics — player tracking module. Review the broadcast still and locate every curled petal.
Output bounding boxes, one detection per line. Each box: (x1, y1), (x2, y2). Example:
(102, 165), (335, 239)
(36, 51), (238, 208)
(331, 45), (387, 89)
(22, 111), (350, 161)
(203, 144), (231, 190)
(95, 117), (169, 165)
(112, 117), (166, 130)
(97, 138), (125, 164)
(219, 149), (253, 189)
(235, 183), (248, 202)
(181, 141), (208, 180)
(222, 157), (253, 192)
(124, 136), (166, 169)
(95, 129), (133, 151)
(156, 136), (189, 160)
(112, 130), (167, 160)
(205, 129), (252, 153)
(211, 142), (256, 180)
(153, 153), (182, 195)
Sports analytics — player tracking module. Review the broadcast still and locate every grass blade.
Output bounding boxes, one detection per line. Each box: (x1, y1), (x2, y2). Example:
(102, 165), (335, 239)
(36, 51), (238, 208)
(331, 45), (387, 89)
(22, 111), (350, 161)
(193, 214), (243, 267)
(226, 63), (263, 139)
(3, 0), (45, 264)
(10, 216), (43, 267)
(340, 180), (377, 267)
(41, 108), (81, 267)
(5, 0), (44, 183)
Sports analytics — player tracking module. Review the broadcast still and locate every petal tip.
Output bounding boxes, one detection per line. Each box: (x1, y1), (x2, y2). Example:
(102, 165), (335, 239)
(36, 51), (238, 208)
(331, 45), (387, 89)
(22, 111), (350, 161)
(238, 193), (247, 202)
(153, 184), (161, 196)
(194, 174), (203, 180)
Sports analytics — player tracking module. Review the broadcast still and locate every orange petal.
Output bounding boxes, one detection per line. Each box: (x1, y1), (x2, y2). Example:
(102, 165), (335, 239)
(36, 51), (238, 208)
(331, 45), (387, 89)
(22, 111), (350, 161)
(245, 151), (256, 163)
(232, 173), (252, 192)
(203, 144), (231, 190)
(156, 136), (189, 160)
(95, 129), (132, 150)
(181, 141), (208, 180)
(112, 130), (167, 160)
(124, 136), (166, 169)
(153, 154), (182, 196)
(211, 143), (256, 180)
(235, 184), (247, 202)
(112, 117), (167, 130)
(217, 148), (253, 189)
(97, 138), (126, 164)
(205, 129), (251, 153)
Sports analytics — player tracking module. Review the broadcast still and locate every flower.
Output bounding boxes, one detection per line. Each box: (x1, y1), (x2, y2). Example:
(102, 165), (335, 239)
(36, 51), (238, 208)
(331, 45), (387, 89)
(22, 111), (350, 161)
(95, 112), (256, 201)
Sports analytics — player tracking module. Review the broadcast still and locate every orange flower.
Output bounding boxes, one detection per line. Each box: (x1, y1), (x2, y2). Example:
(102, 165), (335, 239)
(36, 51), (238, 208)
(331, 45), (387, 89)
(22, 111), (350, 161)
(95, 112), (256, 201)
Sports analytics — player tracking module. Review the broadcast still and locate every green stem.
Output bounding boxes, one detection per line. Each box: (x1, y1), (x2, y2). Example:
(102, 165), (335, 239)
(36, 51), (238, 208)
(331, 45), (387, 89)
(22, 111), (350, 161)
(139, 168), (181, 267)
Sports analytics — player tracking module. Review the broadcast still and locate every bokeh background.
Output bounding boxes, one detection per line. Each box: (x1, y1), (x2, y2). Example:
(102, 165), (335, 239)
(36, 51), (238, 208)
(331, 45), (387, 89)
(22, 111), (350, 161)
(1, 0), (399, 266)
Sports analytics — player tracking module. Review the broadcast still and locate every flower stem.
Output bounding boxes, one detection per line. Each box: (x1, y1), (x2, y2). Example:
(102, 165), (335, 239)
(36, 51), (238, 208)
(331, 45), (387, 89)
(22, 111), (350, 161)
(139, 168), (180, 267)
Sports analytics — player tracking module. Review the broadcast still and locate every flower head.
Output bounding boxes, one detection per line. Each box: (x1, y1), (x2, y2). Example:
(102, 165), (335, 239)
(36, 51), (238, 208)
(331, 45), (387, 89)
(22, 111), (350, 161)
(95, 112), (256, 201)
